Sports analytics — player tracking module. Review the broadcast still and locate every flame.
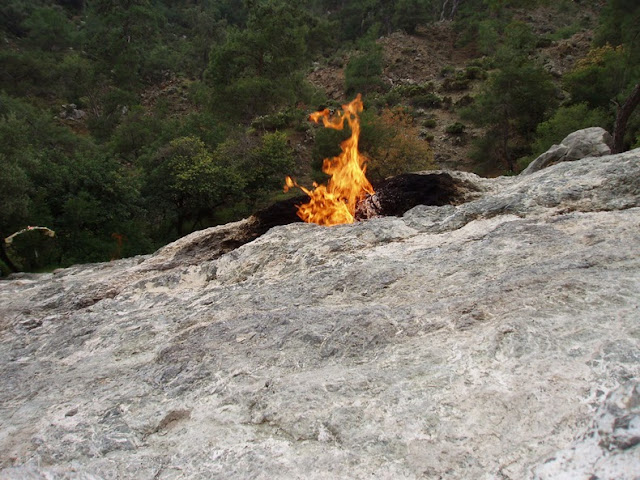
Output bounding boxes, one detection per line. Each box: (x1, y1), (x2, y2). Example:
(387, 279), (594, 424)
(284, 94), (374, 226)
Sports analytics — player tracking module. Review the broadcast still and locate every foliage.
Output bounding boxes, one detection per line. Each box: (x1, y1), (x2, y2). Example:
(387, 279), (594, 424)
(462, 54), (557, 172)
(345, 44), (385, 96)
(83, 0), (162, 87)
(360, 107), (434, 180)
(0, 50), (59, 98)
(442, 76), (470, 92)
(563, 41), (639, 151)
(412, 93), (443, 109)
(206, 0), (310, 119)
(595, 0), (640, 63)
(422, 118), (437, 128)
(242, 131), (296, 206)
(445, 122), (466, 134)
(564, 45), (631, 110)
(21, 5), (77, 51)
(529, 103), (610, 158)
(0, 0), (634, 272)
(0, 93), (149, 270)
(144, 136), (245, 236)
(392, 0), (430, 34)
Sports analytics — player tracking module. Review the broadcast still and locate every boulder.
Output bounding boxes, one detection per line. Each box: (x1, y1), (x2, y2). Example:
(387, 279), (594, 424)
(1, 147), (639, 479)
(521, 127), (612, 175)
(58, 104), (87, 121)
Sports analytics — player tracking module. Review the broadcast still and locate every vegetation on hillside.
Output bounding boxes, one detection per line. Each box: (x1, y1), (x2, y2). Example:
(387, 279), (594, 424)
(1, 0), (638, 274)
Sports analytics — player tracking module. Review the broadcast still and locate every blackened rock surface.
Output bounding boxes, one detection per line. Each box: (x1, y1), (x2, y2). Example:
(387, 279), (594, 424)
(1, 148), (639, 479)
(252, 195), (306, 233)
(356, 172), (478, 219)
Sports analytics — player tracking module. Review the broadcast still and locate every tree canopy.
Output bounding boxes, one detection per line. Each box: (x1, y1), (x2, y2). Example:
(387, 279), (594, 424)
(0, 0), (634, 274)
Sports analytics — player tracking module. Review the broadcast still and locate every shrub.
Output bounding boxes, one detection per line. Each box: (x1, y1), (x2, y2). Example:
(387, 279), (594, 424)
(464, 66), (488, 80)
(370, 90), (402, 109)
(443, 77), (470, 92)
(411, 93), (443, 109)
(250, 108), (306, 131)
(445, 122), (466, 135)
(529, 103), (610, 158)
(345, 46), (385, 96)
(422, 118), (437, 128)
(393, 82), (435, 98)
(360, 108), (434, 180)
(440, 65), (455, 77)
(455, 95), (474, 108)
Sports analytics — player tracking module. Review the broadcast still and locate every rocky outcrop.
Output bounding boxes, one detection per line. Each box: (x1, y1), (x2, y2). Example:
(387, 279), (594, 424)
(57, 104), (87, 122)
(521, 127), (612, 175)
(1, 147), (639, 479)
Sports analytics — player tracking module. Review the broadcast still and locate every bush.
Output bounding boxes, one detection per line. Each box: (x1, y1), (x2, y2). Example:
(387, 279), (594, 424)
(443, 77), (470, 92)
(445, 122), (467, 135)
(21, 6), (76, 51)
(455, 95), (474, 108)
(422, 118), (437, 128)
(529, 103), (610, 158)
(411, 93), (443, 109)
(360, 108), (434, 180)
(464, 66), (488, 80)
(251, 108), (307, 131)
(393, 82), (435, 98)
(563, 45), (629, 110)
(370, 90), (402, 109)
(440, 65), (455, 77)
(345, 46), (385, 95)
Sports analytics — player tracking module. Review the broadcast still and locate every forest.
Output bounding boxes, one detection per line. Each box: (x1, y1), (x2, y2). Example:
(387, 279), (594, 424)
(1, 0), (638, 274)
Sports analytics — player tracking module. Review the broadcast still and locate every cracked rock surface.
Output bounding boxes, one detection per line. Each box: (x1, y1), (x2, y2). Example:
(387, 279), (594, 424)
(1, 148), (639, 479)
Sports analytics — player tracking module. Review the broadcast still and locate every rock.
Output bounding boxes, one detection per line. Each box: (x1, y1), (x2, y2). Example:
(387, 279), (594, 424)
(356, 172), (479, 219)
(58, 104), (87, 121)
(521, 127), (612, 175)
(534, 382), (640, 480)
(1, 147), (640, 479)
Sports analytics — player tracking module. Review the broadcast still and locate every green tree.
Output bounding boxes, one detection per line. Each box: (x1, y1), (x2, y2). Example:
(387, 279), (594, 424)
(21, 5), (76, 51)
(83, 0), (162, 86)
(345, 43), (385, 96)
(243, 131), (295, 205)
(463, 52), (556, 172)
(0, 153), (33, 273)
(206, 0), (310, 119)
(0, 93), (149, 271)
(392, 0), (429, 34)
(528, 103), (610, 159)
(563, 45), (630, 111)
(145, 136), (245, 236)
(57, 53), (96, 104)
(591, 0), (640, 152)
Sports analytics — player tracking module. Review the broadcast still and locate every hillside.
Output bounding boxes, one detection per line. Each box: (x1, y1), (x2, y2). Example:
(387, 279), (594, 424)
(1, 0), (639, 272)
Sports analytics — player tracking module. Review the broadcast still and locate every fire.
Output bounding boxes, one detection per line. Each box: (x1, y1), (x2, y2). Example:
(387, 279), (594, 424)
(284, 94), (374, 226)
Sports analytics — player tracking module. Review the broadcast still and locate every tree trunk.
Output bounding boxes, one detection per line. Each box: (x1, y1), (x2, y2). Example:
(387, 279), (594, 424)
(440, 0), (461, 21)
(0, 236), (19, 273)
(440, 0), (450, 21)
(612, 83), (640, 154)
(449, 0), (461, 20)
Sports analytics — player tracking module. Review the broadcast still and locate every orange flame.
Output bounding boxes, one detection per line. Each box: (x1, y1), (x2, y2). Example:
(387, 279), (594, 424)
(285, 94), (374, 226)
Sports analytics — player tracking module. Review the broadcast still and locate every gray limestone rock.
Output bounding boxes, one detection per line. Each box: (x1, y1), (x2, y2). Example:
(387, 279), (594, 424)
(521, 127), (612, 175)
(1, 147), (639, 479)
